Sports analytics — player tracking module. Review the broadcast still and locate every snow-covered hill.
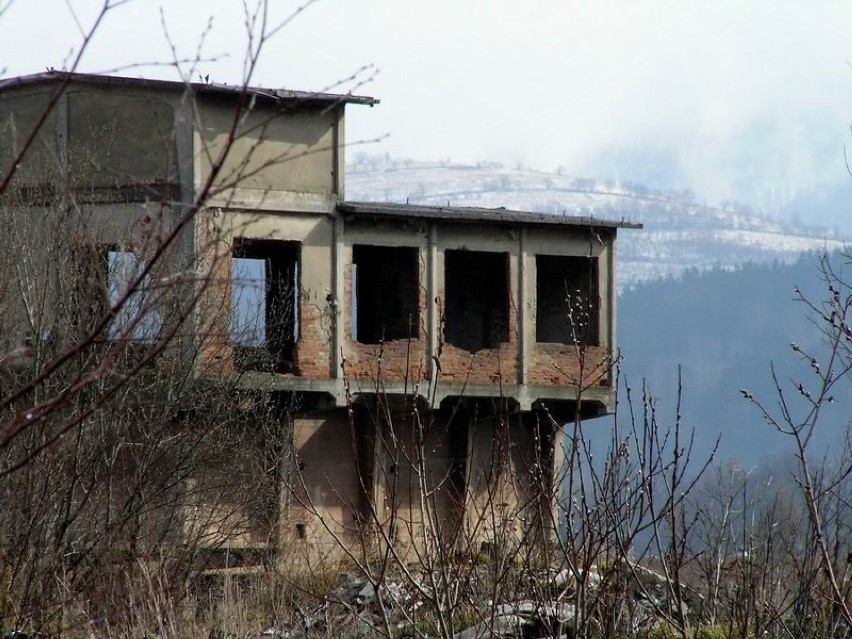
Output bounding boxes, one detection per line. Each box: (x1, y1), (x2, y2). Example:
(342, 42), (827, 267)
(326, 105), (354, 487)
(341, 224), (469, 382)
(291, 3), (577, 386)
(346, 157), (846, 287)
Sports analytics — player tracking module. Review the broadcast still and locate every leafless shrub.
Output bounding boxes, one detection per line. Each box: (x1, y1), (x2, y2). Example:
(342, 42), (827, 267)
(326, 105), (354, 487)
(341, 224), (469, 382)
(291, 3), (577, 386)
(0, 2), (377, 635)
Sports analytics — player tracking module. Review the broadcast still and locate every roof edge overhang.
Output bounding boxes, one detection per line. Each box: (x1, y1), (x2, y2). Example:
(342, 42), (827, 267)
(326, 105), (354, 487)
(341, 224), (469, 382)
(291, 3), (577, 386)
(0, 71), (379, 107)
(338, 201), (642, 231)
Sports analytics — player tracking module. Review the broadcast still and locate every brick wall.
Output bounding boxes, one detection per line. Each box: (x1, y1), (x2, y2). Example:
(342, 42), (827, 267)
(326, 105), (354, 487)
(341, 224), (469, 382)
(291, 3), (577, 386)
(342, 259), (430, 383)
(198, 246), (334, 379)
(436, 290), (520, 385)
(294, 300), (332, 378)
(527, 343), (610, 388)
(197, 234), (236, 374)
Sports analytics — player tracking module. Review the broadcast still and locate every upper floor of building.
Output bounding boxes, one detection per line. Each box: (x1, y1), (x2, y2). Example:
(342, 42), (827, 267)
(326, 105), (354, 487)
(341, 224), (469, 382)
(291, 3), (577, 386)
(0, 71), (376, 211)
(0, 73), (639, 416)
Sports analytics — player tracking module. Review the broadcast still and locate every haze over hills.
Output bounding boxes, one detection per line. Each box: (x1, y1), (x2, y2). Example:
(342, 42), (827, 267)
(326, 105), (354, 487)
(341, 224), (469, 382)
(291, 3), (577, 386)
(616, 253), (848, 467)
(346, 156), (847, 287)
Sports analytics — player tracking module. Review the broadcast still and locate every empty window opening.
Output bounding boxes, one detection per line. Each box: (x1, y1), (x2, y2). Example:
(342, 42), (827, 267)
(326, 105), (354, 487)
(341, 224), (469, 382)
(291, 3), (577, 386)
(351, 245), (419, 344)
(231, 239), (300, 373)
(107, 249), (162, 341)
(535, 255), (599, 344)
(444, 250), (509, 352)
(294, 523), (306, 540)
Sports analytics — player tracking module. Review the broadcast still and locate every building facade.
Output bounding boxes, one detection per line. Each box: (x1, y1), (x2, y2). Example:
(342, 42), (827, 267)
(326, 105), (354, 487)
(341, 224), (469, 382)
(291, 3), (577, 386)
(0, 72), (638, 560)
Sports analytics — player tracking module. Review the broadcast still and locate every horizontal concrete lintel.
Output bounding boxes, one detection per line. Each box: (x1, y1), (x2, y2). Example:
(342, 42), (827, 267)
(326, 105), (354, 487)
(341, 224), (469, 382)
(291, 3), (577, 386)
(205, 373), (614, 415)
(428, 382), (614, 414)
(204, 188), (337, 213)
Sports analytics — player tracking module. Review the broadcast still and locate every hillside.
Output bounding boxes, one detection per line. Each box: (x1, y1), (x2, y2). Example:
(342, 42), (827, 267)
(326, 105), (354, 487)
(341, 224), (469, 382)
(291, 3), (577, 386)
(346, 157), (846, 287)
(617, 253), (847, 466)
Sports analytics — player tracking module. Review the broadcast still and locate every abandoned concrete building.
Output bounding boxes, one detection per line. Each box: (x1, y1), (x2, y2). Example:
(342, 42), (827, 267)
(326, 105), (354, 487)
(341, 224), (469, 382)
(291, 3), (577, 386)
(0, 72), (638, 558)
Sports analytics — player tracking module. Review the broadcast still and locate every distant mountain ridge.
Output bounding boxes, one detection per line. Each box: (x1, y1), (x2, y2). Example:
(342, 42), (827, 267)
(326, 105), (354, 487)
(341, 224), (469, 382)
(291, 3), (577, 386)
(617, 252), (847, 466)
(346, 157), (846, 286)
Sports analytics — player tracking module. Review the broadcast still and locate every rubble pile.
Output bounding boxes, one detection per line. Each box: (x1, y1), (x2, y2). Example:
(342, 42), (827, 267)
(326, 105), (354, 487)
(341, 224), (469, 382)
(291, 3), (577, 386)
(253, 561), (702, 639)
(258, 572), (427, 638)
(452, 601), (576, 639)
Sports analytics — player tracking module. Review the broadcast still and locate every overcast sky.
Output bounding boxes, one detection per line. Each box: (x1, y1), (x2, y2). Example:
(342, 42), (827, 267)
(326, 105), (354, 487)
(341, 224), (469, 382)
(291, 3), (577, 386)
(3, 1), (852, 213)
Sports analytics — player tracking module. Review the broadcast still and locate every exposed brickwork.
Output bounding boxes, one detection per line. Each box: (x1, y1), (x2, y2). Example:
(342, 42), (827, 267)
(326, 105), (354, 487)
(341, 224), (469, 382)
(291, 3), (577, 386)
(199, 238), (610, 393)
(435, 290), (520, 385)
(344, 339), (430, 385)
(197, 233), (236, 374)
(199, 247), (333, 379)
(527, 343), (611, 387)
(342, 258), (430, 383)
(294, 300), (332, 378)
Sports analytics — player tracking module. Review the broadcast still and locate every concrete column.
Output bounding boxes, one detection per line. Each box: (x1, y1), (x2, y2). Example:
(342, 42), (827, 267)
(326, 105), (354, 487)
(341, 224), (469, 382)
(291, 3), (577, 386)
(278, 409), (294, 551)
(331, 214), (344, 378)
(175, 99), (196, 209)
(547, 416), (566, 547)
(518, 226), (529, 386)
(331, 106), (344, 196)
(427, 222), (439, 385)
(174, 99), (202, 374)
(54, 93), (70, 306)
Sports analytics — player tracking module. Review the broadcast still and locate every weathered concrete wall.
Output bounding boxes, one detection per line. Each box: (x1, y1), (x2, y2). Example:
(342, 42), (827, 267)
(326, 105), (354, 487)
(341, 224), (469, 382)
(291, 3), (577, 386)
(0, 89), (60, 187)
(463, 409), (558, 549)
(0, 204), (61, 357)
(67, 91), (177, 190)
(0, 81), (195, 361)
(0, 198), (193, 366)
(194, 100), (339, 198)
(284, 402), (557, 559)
(183, 428), (279, 549)
(0, 84), (184, 196)
(286, 409), (368, 553)
(371, 406), (464, 549)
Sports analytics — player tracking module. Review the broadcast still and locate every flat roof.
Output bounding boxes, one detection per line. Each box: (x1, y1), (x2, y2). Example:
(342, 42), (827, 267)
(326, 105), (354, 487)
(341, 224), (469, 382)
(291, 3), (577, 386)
(0, 72), (379, 106)
(339, 201), (642, 230)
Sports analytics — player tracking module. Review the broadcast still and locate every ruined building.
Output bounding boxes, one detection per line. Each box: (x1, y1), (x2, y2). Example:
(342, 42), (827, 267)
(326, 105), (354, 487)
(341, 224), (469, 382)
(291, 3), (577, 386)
(0, 73), (638, 559)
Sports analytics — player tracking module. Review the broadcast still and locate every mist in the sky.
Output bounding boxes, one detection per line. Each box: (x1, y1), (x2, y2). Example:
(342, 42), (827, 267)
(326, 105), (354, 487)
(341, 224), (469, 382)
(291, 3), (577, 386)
(3, 1), (852, 223)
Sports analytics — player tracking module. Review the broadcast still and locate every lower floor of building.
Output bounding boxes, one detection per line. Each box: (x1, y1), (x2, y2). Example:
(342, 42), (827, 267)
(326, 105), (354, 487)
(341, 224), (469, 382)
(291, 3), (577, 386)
(185, 394), (576, 562)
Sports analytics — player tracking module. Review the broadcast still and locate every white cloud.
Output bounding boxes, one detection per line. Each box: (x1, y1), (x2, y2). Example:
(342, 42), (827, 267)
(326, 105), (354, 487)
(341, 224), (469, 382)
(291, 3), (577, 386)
(3, 0), (852, 211)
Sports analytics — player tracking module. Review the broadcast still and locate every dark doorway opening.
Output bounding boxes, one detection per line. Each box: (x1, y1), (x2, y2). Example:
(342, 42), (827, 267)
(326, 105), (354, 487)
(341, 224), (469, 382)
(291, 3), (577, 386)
(444, 250), (509, 352)
(351, 245), (419, 344)
(535, 255), (599, 344)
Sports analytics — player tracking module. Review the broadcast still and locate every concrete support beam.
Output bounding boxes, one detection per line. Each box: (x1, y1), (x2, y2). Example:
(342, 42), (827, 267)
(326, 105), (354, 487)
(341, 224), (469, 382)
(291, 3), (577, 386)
(332, 215), (344, 378)
(427, 222), (439, 386)
(518, 226), (529, 385)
